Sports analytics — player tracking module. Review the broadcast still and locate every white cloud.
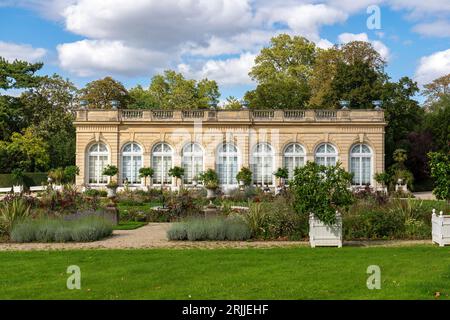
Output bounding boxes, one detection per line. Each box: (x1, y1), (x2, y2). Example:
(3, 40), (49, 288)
(57, 40), (167, 77)
(415, 49), (450, 86)
(0, 41), (46, 62)
(337, 32), (390, 61)
(63, 0), (253, 50)
(413, 20), (450, 38)
(178, 53), (256, 86)
(260, 4), (347, 42)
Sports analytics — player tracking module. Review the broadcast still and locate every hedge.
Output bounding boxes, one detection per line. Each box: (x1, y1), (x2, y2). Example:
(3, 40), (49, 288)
(0, 172), (48, 188)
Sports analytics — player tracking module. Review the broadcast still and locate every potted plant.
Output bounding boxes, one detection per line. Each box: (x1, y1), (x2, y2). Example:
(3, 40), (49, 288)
(63, 165), (80, 185)
(291, 161), (354, 247)
(102, 165), (119, 198)
(236, 167), (252, 188)
(11, 168), (24, 194)
(198, 169), (219, 206)
(428, 152), (450, 246)
(274, 167), (289, 186)
(168, 166), (185, 192)
(374, 172), (390, 194)
(139, 167), (155, 191)
(48, 167), (65, 190)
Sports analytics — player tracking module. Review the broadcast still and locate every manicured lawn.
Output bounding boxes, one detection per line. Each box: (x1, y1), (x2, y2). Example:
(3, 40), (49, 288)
(113, 221), (147, 230)
(0, 246), (449, 299)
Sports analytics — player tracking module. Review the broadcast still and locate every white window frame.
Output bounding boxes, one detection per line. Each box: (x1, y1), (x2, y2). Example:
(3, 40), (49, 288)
(216, 143), (240, 187)
(87, 143), (109, 186)
(251, 143), (274, 186)
(350, 144), (373, 186)
(283, 143), (306, 179)
(315, 143), (338, 166)
(151, 142), (174, 185)
(181, 142), (204, 184)
(121, 142), (143, 185)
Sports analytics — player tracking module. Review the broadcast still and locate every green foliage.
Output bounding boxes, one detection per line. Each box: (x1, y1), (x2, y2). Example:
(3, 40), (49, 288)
(242, 196), (307, 240)
(245, 34), (316, 109)
(236, 167), (252, 186)
(422, 94), (450, 154)
(11, 216), (113, 243)
(0, 198), (30, 236)
(167, 216), (251, 241)
(48, 167), (64, 184)
(0, 57), (43, 90)
(274, 167), (289, 179)
(80, 76), (130, 109)
(63, 166), (79, 183)
(168, 166), (184, 179)
(374, 172), (390, 187)
(291, 161), (354, 225)
(102, 165), (118, 177)
(132, 70), (220, 109)
(0, 127), (50, 172)
(139, 167), (155, 185)
(198, 169), (219, 189)
(83, 188), (107, 198)
(0, 172), (48, 188)
(11, 168), (24, 185)
(428, 152), (450, 201)
(222, 96), (242, 110)
(128, 85), (158, 109)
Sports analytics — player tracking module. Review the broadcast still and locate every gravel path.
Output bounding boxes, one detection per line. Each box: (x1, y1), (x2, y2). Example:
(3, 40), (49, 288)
(0, 223), (433, 251)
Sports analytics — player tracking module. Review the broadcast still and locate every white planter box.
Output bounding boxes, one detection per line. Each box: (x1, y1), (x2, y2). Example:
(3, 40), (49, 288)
(432, 209), (450, 247)
(309, 212), (342, 248)
(13, 185), (23, 193)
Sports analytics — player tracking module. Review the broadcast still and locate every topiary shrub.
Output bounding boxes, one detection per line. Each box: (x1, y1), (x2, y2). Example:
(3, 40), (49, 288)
(291, 161), (354, 226)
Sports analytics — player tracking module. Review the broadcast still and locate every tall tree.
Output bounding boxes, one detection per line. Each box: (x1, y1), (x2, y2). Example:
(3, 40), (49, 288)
(145, 70), (220, 109)
(80, 76), (130, 109)
(129, 85), (158, 109)
(0, 128), (49, 172)
(381, 77), (423, 169)
(423, 73), (450, 108)
(309, 41), (386, 109)
(244, 34), (316, 109)
(0, 57), (43, 90)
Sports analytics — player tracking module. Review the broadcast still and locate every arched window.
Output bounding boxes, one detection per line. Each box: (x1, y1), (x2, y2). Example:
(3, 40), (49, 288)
(87, 143), (109, 184)
(152, 143), (173, 185)
(350, 144), (372, 186)
(182, 143), (203, 184)
(283, 143), (305, 179)
(121, 142), (143, 185)
(315, 143), (338, 166)
(216, 143), (239, 186)
(252, 143), (274, 186)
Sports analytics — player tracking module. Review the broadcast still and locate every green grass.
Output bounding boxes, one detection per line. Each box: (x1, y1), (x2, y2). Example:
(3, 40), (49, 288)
(113, 221), (147, 230)
(0, 246), (449, 299)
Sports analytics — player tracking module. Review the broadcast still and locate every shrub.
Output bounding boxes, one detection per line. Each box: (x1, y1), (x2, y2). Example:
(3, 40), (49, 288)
(198, 169), (219, 189)
(291, 161), (354, 225)
(166, 223), (187, 240)
(0, 172), (48, 188)
(0, 198), (30, 236)
(236, 167), (252, 186)
(167, 216), (251, 241)
(428, 152), (450, 202)
(83, 188), (107, 197)
(10, 216), (113, 243)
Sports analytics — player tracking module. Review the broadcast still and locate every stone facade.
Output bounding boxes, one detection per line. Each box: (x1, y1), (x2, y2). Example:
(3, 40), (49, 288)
(74, 109), (386, 189)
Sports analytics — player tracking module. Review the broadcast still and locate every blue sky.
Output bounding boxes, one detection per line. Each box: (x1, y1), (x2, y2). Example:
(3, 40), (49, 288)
(0, 1), (449, 103)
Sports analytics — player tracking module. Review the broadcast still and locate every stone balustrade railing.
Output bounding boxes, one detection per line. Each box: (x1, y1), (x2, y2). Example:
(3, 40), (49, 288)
(74, 108), (385, 123)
